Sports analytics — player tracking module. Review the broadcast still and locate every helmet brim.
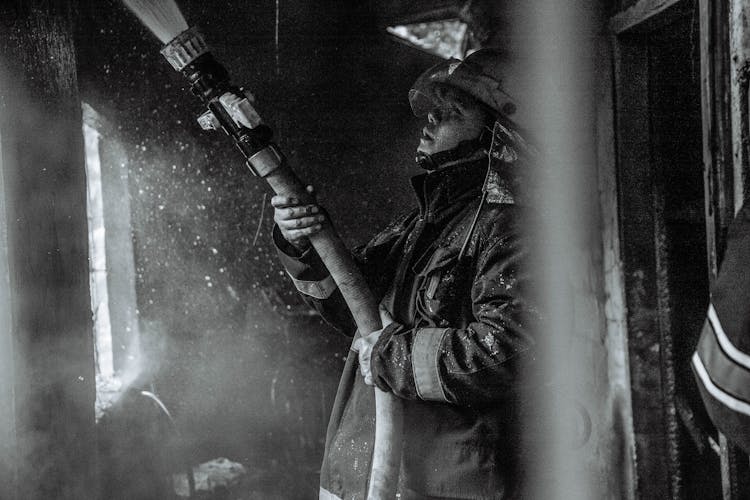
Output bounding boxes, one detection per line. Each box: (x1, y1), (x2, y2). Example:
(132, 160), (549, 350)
(408, 88), (440, 117)
(407, 53), (519, 121)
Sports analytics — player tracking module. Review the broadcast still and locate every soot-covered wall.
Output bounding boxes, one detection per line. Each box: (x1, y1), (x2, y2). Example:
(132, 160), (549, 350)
(75, 0), (447, 495)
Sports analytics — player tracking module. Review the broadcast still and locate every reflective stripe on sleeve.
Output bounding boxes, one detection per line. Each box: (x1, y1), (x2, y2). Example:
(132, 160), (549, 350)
(707, 303), (750, 370)
(412, 327), (450, 403)
(693, 352), (750, 417)
(697, 315), (750, 402)
(289, 273), (337, 299)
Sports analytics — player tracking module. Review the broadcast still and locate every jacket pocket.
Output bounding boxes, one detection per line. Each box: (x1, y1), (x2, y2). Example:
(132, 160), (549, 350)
(415, 247), (472, 327)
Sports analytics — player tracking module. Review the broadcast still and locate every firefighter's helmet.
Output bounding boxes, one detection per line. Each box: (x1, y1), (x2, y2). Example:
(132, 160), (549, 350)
(409, 48), (525, 128)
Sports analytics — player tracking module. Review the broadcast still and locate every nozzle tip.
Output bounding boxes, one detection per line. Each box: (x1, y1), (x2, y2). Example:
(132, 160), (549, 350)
(161, 27), (209, 71)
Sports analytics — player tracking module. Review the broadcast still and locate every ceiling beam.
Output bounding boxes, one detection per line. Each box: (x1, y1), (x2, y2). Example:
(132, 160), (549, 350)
(609, 0), (690, 35)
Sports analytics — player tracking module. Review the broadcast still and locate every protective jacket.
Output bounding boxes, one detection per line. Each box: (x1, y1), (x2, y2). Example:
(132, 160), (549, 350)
(693, 202), (750, 454)
(275, 157), (537, 499)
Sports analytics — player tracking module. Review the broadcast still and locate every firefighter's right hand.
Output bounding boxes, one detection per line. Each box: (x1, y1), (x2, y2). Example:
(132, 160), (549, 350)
(272, 185), (326, 252)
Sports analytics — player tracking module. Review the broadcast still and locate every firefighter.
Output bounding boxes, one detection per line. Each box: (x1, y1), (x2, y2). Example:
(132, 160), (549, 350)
(693, 203), (750, 455)
(273, 49), (538, 499)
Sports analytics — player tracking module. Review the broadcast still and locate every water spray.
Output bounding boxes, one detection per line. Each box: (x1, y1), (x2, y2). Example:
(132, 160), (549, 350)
(121, 1), (402, 498)
(140, 390), (196, 498)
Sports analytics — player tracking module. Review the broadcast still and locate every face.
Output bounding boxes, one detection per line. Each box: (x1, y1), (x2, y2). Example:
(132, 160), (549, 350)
(417, 97), (488, 156)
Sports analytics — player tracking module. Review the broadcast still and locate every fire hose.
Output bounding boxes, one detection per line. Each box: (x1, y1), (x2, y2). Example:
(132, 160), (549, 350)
(122, 6), (403, 498)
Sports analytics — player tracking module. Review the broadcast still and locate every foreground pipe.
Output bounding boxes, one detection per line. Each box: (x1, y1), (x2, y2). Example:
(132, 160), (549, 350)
(132, 16), (402, 499)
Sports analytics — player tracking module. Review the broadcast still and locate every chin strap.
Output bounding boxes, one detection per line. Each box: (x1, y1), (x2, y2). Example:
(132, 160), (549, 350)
(415, 128), (492, 171)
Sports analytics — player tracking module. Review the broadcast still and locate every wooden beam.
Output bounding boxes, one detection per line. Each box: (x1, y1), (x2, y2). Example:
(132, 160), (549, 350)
(730, 0), (749, 208)
(377, 0), (458, 25)
(0, 127), (18, 498)
(596, 34), (637, 500)
(613, 35), (677, 499)
(609, 0), (685, 34)
(0, 3), (97, 499)
(699, 0), (733, 286)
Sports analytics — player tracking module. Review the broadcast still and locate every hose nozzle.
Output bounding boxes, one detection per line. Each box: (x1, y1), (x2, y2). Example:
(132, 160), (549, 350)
(161, 27), (209, 71)
(156, 24), (277, 177)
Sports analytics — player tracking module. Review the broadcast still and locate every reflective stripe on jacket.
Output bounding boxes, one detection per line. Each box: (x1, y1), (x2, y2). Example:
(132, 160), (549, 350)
(693, 202), (750, 454)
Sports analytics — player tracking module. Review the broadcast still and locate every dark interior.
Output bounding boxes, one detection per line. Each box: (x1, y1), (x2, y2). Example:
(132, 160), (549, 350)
(619, 7), (722, 499)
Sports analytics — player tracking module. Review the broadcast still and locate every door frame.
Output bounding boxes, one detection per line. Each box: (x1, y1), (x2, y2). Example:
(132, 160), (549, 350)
(607, 0), (747, 497)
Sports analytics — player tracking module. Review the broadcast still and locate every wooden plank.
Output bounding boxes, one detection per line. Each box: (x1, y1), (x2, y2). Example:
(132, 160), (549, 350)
(597, 34), (637, 500)
(699, 0), (734, 279)
(613, 37), (673, 500)
(0, 128), (18, 499)
(0, 3), (97, 499)
(700, 0), (719, 279)
(719, 434), (750, 500)
(730, 0), (750, 209)
(375, 1), (458, 27)
(610, 0), (684, 34)
(712, 0), (734, 238)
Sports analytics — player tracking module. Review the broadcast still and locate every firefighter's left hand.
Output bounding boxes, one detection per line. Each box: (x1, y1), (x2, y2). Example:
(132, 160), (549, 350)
(353, 307), (394, 386)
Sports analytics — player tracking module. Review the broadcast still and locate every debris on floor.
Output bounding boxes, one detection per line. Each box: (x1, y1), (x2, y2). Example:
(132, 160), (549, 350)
(173, 457), (247, 498)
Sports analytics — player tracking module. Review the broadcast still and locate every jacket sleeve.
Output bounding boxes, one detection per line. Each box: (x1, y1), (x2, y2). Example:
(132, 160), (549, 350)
(273, 211), (412, 336)
(370, 226), (537, 406)
(692, 202), (750, 454)
(273, 225), (357, 335)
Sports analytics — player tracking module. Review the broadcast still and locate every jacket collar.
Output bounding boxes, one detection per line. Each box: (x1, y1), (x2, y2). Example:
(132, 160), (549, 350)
(410, 158), (487, 222)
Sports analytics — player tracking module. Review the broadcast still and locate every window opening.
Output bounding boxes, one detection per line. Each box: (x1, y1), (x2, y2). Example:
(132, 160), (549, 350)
(83, 102), (140, 421)
(387, 19), (469, 60)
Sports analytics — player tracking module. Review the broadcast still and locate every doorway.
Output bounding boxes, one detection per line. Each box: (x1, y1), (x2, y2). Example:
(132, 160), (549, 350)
(613, 3), (722, 498)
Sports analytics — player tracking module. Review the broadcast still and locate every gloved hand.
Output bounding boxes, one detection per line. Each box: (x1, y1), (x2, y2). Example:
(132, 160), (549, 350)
(353, 307), (394, 386)
(271, 185), (326, 253)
